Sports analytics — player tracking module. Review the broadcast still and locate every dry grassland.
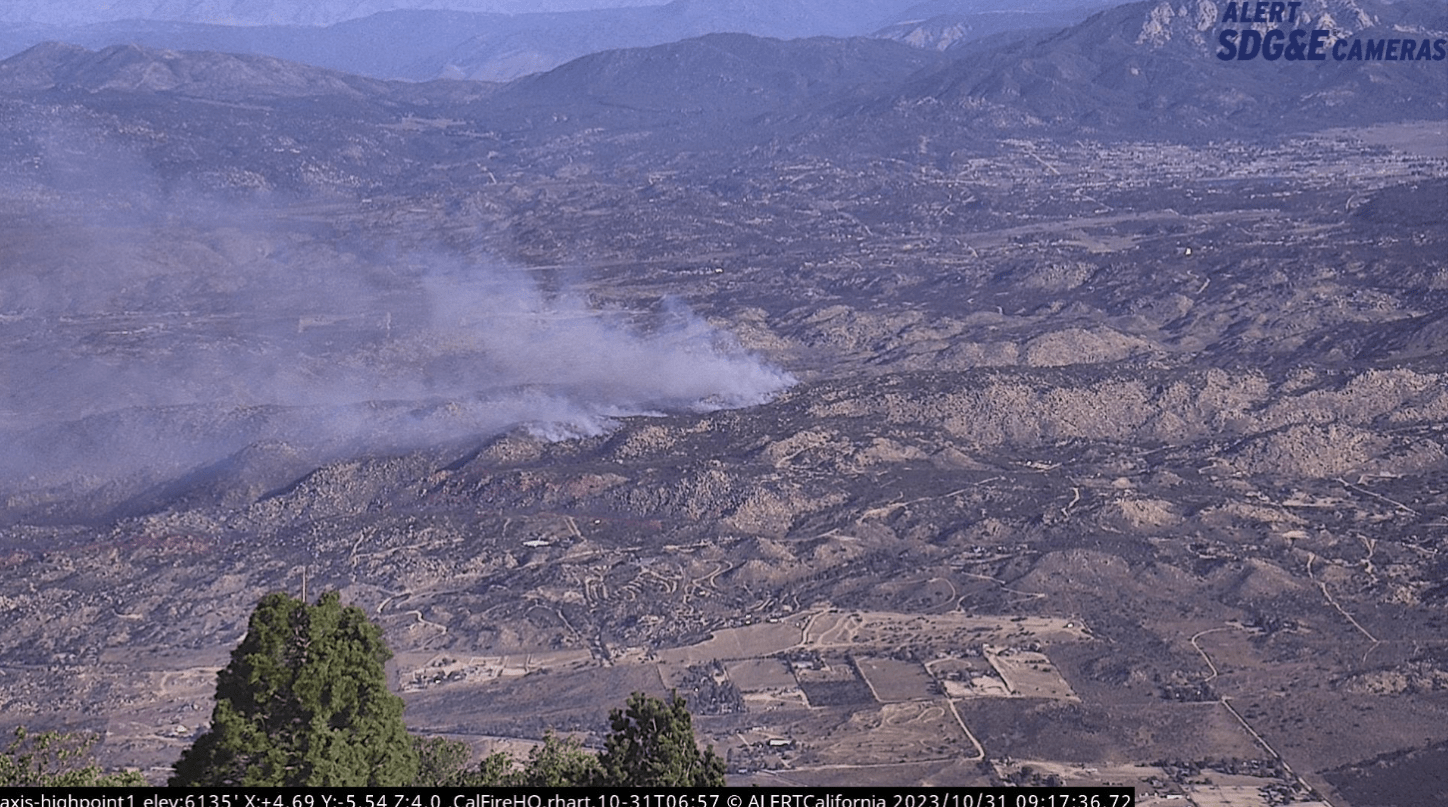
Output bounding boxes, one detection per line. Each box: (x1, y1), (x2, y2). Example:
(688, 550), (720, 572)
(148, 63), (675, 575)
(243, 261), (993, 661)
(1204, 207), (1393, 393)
(1185, 784), (1272, 807)
(396, 648), (593, 690)
(997, 760), (1170, 790)
(855, 655), (937, 702)
(741, 688), (810, 711)
(654, 620), (804, 664)
(726, 657), (796, 689)
(798, 700), (975, 766)
(805, 611), (1088, 649)
(984, 645), (1078, 700)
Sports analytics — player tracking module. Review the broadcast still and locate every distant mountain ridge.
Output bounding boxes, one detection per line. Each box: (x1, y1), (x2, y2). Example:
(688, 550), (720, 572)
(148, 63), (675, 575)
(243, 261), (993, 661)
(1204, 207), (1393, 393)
(1, 0), (1442, 146)
(0, 41), (398, 99)
(874, 3), (1110, 51)
(857, 0), (1448, 137)
(0, 0), (666, 27)
(0, 33), (942, 133)
(0, 0), (1115, 82)
(486, 32), (948, 132)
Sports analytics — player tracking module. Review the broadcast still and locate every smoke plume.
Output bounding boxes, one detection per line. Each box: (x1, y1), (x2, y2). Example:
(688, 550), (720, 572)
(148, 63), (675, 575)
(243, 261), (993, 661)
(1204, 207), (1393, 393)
(0, 187), (793, 504)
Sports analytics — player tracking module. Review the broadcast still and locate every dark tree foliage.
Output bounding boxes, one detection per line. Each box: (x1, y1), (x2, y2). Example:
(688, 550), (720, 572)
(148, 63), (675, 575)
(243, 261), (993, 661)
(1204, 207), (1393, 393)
(597, 691), (726, 787)
(461, 731), (604, 786)
(447, 692), (722, 787)
(0, 726), (145, 787)
(510, 731), (605, 786)
(412, 736), (473, 787)
(171, 591), (418, 786)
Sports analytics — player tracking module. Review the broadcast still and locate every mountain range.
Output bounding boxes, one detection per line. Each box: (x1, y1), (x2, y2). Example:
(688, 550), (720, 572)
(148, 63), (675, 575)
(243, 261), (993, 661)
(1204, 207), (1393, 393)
(862, 0), (1448, 138)
(4, 0), (1441, 145)
(0, 0), (1114, 81)
(0, 0), (664, 27)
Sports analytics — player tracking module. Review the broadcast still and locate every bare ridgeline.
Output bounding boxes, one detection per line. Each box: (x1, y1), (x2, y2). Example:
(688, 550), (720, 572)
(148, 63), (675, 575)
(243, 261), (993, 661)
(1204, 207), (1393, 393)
(0, 0), (1446, 801)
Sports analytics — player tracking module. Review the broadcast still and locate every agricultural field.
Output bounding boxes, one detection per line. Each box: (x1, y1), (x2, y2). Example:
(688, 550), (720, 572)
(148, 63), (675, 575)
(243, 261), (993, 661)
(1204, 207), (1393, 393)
(855, 656), (938, 702)
(984, 646), (1078, 700)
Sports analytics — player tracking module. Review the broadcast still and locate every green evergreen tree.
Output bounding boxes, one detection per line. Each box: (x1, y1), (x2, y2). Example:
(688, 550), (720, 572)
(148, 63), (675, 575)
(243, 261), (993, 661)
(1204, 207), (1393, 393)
(411, 736), (472, 786)
(454, 732), (601, 786)
(512, 731), (604, 786)
(471, 750), (519, 786)
(0, 726), (145, 787)
(171, 591), (418, 786)
(597, 691), (726, 786)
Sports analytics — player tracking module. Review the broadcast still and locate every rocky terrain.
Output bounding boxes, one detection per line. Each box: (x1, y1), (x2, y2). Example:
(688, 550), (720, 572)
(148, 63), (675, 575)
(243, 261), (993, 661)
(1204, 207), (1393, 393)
(0, 1), (1445, 802)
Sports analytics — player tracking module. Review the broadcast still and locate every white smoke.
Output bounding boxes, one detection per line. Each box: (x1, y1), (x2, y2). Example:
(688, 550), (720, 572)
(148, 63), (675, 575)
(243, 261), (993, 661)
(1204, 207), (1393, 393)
(0, 189), (794, 499)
